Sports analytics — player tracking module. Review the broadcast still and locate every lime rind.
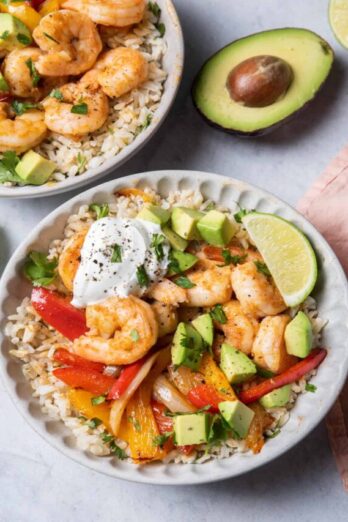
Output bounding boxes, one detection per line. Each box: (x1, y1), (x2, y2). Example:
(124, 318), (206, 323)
(242, 212), (318, 307)
(329, 0), (348, 48)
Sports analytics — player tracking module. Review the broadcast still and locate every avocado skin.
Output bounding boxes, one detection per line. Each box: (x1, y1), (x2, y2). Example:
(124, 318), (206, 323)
(191, 28), (334, 137)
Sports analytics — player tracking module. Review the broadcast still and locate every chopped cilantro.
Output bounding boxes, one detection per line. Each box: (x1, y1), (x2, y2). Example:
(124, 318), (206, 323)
(71, 102), (88, 115)
(128, 416), (141, 432)
(151, 233), (166, 261)
(135, 114), (152, 136)
(76, 152), (87, 173)
(174, 275), (195, 289)
(111, 244), (122, 263)
(234, 208), (250, 223)
(109, 440), (127, 459)
(0, 30), (9, 40)
(254, 260), (271, 277)
(130, 329), (140, 341)
(101, 431), (114, 443)
(87, 417), (103, 429)
(305, 383), (317, 393)
(210, 304), (227, 324)
(50, 88), (64, 101)
(17, 33), (31, 46)
(148, 1), (161, 17)
(221, 249), (247, 266)
(156, 22), (165, 37)
(91, 395), (106, 406)
(23, 251), (57, 286)
(0, 151), (24, 185)
(11, 100), (39, 116)
(89, 203), (109, 220)
(43, 32), (59, 44)
(136, 264), (149, 287)
(152, 432), (172, 448)
(25, 58), (40, 87)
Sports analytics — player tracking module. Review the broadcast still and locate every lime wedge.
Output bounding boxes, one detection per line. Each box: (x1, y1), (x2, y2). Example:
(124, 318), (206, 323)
(329, 0), (348, 48)
(242, 212), (317, 307)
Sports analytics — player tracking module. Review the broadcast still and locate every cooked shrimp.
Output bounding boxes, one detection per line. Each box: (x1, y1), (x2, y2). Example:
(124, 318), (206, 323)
(252, 315), (297, 374)
(72, 296), (158, 365)
(33, 10), (102, 76)
(82, 47), (148, 98)
(184, 262), (233, 307)
(201, 243), (262, 264)
(231, 261), (287, 318)
(58, 228), (89, 291)
(146, 278), (187, 306)
(151, 301), (178, 338)
(218, 300), (259, 355)
(42, 81), (109, 136)
(61, 0), (146, 27)
(3, 48), (67, 101)
(0, 103), (47, 153)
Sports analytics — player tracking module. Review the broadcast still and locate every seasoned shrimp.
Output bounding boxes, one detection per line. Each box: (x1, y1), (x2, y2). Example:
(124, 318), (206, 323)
(42, 81), (109, 136)
(72, 296), (158, 365)
(61, 0), (146, 27)
(218, 300), (259, 355)
(33, 10), (102, 76)
(151, 301), (178, 338)
(3, 48), (67, 100)
(82, 47), (148, 98)
(146, 278), (187, 306)
(58, 228), (89, 291)
(184, 262), (233, 307)
(252, 315), (297, 374)
(0, 103), (47, 153)
(231, 261), (287, 318)
(202, 243), (262, 264)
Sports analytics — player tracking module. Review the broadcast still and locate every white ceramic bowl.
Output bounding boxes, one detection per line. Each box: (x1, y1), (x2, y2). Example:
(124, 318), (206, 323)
(1, 170), (348, 485)
(0, 1), (184, 199)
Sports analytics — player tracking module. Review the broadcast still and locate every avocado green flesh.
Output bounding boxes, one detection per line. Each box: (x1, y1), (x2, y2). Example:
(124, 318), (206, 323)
(193, 28), (333, 134)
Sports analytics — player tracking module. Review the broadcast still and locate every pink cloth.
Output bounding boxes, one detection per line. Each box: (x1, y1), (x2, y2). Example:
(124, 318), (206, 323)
(297, 144), (348, 492)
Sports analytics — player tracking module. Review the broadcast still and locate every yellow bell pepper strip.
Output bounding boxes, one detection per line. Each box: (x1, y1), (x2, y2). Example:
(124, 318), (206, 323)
(38, 0), (60, 17)
(68, 389), (112, 432)
(245, 403), (273, 454)
(115, 187), (155, 203)
(199, 353), (237, 400)
(0, 3), (41, 32)
(123, 348), (172, 462)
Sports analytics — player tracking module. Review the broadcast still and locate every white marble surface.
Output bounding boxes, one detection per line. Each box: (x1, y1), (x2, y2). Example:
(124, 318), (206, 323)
(1, 0), (348, 519)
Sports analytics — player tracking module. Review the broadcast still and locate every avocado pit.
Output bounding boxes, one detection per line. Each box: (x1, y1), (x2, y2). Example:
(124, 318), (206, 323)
(227, 55), (293, 108)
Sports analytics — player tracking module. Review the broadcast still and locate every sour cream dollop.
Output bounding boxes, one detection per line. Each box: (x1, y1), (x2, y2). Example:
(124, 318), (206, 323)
(72, 217), (169, 308)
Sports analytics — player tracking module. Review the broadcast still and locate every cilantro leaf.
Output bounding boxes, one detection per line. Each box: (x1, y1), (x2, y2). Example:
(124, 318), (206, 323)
(234, 208), (250, 223)
(0, 30), (9, 40)
(136, 265), (149, 287)
(111, 244), (122, 263)
(43, 32), (59, 44)
(23, 251), (57, 286)
(25, 58), (40, 87)
(87, 417), (103, 429)
(305, 383), (317, 393)
(151, 233), (166, 261)
(174, 275), (195, 289)
(17, 33), (31, 46)
(50, 88), (64, 101)
(254, 260), (271, 277)
(76, 152), (87, 173)
(152, 432), (172, 448)
(221, 249), (247, 266)
(210, 304), (227, 324)
(135, 114), (152, 136)
(130, 329), (139, 341)
(89, 203), (109, 220)
(11, 100), (39, 116)
(109, 440), (127, 459)
(148, 1), (161, 18)
(0, 151), (23, 185)
(71, 102), (88, 115)
(156, 22), (165, 37)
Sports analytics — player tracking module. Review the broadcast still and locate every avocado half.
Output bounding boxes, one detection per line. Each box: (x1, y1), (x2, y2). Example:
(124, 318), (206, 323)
(192, 28), (334, 136)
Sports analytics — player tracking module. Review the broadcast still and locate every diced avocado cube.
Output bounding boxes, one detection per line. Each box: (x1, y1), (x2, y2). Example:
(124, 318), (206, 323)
(15, 151), (56, 185)
(192, 313), (214, 346)
(174, 412), (212, 445)
(219, 400), (255, 439)
(162, 225), (188, 251)
(0, 14), (32, 53)
(285, 311), (313, 358)
(137, 203), (171, 225)
(220, 343), (256, 384)
(168, 250), (198, 275)
(197, 210), (237, 246)
(172, 322), (203, 370)
(171, 207), (204, 240)
(259, 385), (292, 409)
(0, 73), (9, 93)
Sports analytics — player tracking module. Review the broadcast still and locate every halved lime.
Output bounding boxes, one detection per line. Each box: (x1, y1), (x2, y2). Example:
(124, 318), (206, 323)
(329, 0), (348, 48)
(242, 212), (318, 307)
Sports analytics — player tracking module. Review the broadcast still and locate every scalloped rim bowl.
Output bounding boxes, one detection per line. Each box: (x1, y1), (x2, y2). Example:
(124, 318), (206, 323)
(0, 0), (184, 199)
(1, 170), (348, 485)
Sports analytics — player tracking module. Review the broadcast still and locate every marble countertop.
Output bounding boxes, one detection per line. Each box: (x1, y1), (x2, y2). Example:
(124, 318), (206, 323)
(1, 0), (348, 519)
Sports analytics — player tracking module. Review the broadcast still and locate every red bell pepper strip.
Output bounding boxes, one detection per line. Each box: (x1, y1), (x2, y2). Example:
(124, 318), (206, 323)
(31, 287), (88, 341)
(107, 359), (144, 400)
(29, 0), (46, 10)
(53, 348), (105, 373)
(151, 400), (194, 455)
(187, 384), (226, 413)
(239, 348), (327, 404)
(53, 367), (116, 395)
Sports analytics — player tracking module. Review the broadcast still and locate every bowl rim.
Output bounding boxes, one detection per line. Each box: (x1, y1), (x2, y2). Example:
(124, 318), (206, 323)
(0, 0), (184, 200)
(1, 169), (348, 485)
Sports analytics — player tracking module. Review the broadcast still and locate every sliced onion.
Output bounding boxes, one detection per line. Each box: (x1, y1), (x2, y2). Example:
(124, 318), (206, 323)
(109, 352), (158, 436)
(153, 374), (196, 413)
